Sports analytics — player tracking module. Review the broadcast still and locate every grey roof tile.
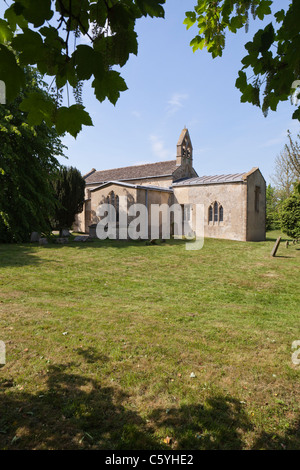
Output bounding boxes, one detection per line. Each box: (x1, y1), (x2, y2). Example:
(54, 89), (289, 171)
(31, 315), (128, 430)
(85, 160), (178, 184)
(173, 173), (246, 186)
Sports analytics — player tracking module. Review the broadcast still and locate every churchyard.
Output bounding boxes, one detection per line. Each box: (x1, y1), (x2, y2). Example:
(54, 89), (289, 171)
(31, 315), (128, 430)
(0, 231), (299, 449)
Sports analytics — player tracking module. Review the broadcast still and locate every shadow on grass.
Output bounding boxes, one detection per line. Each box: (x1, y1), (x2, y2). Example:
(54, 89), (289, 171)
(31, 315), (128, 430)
(29, 238), (187, 251)
(1, 351), (299, 450)
(0, 239), (186, 269)
(0, 244), (42, 268)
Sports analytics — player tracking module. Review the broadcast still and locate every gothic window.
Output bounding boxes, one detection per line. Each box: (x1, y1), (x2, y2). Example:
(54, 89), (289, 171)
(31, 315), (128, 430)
(116, 195), (119, 222)
(214, 202), (218, 222)
(219, 205), (223, 222)
(106, 191), (118, 222)
(208, 202), (224, 224)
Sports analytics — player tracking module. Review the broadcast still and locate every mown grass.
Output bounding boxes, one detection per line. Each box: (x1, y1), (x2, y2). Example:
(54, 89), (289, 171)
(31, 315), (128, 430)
(0, 231), (299, 449)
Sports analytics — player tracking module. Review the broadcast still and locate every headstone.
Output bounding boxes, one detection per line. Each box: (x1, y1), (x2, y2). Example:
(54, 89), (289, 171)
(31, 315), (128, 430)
(39, 238), (48, 245)
(271, 236), (281, 257)
(30, 232), (40, 242)
(285, 240), (289, 248)
(74, 236), (89, 242)
(61, 229), (71, 237)
(56, 238), (69, 244)
(89, 224), (97, 238)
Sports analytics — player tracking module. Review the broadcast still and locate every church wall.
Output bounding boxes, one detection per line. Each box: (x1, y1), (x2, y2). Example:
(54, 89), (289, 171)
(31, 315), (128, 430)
(141, 190), (173, 239)
(90, 184), (137, 228)
(246, 170), (266, 241)
(89, 185), (172, 239)
(173, 182), (248, 241)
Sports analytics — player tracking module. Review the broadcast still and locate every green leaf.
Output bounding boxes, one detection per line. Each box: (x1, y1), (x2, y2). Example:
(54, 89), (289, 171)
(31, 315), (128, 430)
(135, 0), (165, 18)
(184, 11), (196, 30)
(55, 105), (93, 137)
(19, 92), (55, 126)
(256, 1), (272, 21)
(0, 19), (13, 44)
(92, 71), (128, 105)
(12, 29), (44, 65)
(14, 0), (53, 27)
(274, 9), (285, 23)
(0, 45), (25, 101)
(292, 107), (300, 122)
(235, 71), (247, 91)
(72, 45), (104, 81)
(4, 5), (28, 31)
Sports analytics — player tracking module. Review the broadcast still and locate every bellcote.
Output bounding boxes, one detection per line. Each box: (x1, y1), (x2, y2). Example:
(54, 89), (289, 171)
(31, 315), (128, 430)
(176, 128), (193, 166)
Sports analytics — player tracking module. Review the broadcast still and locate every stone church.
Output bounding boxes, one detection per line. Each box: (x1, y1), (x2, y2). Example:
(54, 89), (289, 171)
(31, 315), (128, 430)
(74, 128), (266, 241)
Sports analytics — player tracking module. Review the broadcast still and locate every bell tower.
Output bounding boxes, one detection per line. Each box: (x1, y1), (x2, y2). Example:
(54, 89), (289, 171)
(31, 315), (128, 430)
(176, 128), (193, 173)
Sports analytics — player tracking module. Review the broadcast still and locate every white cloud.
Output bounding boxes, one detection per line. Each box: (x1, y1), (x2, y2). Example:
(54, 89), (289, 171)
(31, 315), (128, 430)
(149, 135), (173, 160)
(132, 110), (142, 119)
(166, 92), (189, 115)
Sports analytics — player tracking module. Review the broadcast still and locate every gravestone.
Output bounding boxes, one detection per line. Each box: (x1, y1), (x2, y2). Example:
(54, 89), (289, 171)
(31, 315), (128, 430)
(30, 232), (40, 242)
(271, 237), (281, 257)
(61, 229), (71, 237)
(74, 236), (89, 242)
(56, 238), (69, 244)
(89, 224), (97, 238)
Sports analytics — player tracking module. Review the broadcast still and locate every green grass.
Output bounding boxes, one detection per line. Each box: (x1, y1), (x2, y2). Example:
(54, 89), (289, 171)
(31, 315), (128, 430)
(0, 231), (299, 449)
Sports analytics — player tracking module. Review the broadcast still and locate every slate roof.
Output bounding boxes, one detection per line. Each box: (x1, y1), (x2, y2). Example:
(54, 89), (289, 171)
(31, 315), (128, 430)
(90, 181), (173, 192)
(85, 160), (178, 184)
(172, 173), (247, 186)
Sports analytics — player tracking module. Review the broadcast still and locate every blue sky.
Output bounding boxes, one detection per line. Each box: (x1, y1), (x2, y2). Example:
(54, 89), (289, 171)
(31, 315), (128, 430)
(2, 1), (299, 183)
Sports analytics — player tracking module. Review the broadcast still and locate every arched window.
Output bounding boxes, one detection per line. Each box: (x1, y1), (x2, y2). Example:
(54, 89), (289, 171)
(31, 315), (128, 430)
(106, 191), (120, 223)
(214, 202), (218, 222)
(116, 195), (119, 223)
(208, 202), (224, 224)
(219, 205), (223, 222)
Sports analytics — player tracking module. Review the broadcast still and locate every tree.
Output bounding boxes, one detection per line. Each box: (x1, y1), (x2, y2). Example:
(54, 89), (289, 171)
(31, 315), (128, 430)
(266, 184), (280, 231)
(52, 166), (85, 234)
(280, 189), (300, 239)
(285, 130), (300, 180)
(271, 148), (297, 202)
(0, 0), (165, 137)
(0, 67), (65, 243)
(184, 1), (300, 122)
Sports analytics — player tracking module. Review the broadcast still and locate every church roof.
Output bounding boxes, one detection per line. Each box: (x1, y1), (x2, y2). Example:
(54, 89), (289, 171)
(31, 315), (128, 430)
(90, 181), (173, 192)
(172, 173), (247, 186)
(85, 160), (178, 184)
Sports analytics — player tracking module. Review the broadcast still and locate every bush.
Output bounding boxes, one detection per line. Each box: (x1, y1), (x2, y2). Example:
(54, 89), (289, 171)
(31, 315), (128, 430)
(280, 191), (300, 238)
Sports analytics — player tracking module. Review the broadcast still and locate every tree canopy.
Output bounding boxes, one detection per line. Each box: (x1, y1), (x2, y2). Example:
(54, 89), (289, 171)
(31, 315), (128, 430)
(280, 188), (300, 239)
(184, 0), (300, 122)
(0, 67), (65, 242)
(0, 1), (299, 139)
(0, 0), (165, 137)
(52, 166), (85, 233)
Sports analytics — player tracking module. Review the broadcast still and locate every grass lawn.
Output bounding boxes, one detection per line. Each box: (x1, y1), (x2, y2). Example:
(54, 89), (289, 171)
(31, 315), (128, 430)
(0, 231), (299, 450)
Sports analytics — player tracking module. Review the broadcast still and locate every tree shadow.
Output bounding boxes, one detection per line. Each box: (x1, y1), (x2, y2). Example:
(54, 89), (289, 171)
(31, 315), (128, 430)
(0, 356), (159, 450)
(251, 418), (300, 450)
(148, 395), (253, 450)
(1, 352), (299, 449)
(0, 244), (42, 268)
